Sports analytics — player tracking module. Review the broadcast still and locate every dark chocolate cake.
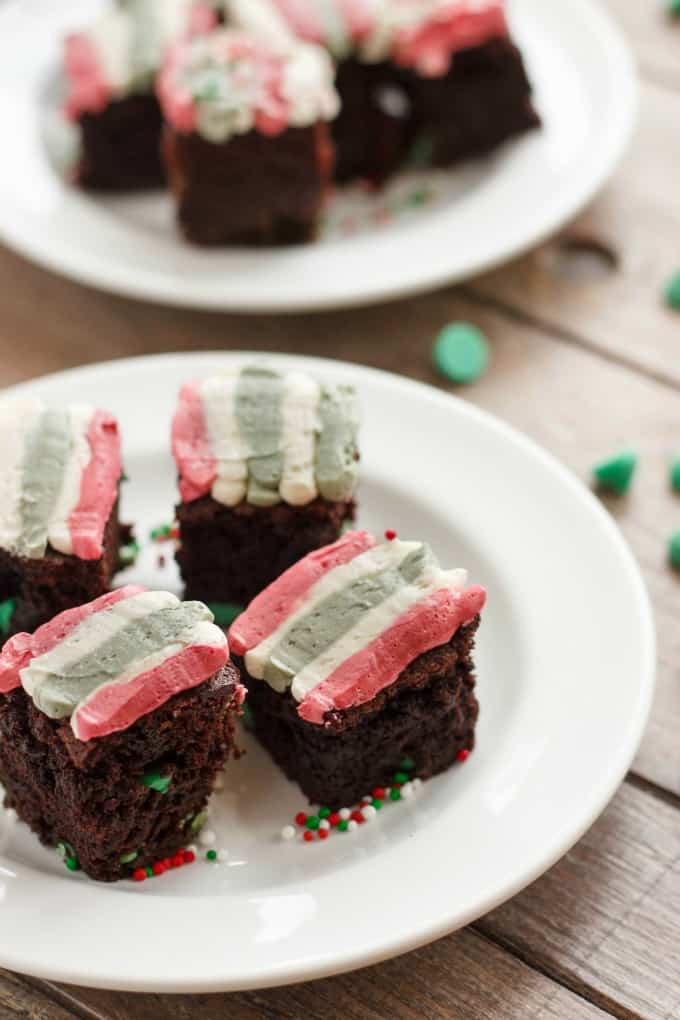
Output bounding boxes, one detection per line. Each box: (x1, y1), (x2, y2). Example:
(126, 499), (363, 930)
(0, 587), (243, 882)
(229, 530), (486, 807)
(0, 400), (129, 636)
(172, 364), (359, 608)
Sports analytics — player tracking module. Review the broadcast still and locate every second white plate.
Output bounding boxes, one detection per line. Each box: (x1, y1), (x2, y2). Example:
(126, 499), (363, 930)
(0, 0), (636, 311)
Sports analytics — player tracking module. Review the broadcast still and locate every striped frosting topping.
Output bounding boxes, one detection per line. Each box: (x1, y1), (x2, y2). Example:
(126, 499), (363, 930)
(229, 531), (486, 724)
(172, 365), (359, 507)
(0, 587), (229, 742)
(0, 399), (122, 561)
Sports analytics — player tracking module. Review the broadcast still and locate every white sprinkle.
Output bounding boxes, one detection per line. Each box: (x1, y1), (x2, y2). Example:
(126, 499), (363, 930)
(5, 808), (17, 823)
(217, 848), (230, 861)
(360, 795), (372, 805)
(339, 807), (351, 820)
(319, 819), (331, 831)
(361, 804), (377, 821)
(213, 774), (224, 791)
(347, 819), (358, 832)
(186, 843), (198, 854)
(281, 825), (296, 841)
(401, 782), (414, 799)
(199, 829), (217, 846)
(412, 778), (423, 790)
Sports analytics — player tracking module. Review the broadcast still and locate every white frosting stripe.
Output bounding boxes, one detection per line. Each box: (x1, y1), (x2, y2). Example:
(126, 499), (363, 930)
(290, 566), (467, 701)
(245, 539), (423, 684)
(0, 399), (43, 556)
(202, 373), (250, 506)
(47, 405), (95, 556)
(279, 371), (320, 505)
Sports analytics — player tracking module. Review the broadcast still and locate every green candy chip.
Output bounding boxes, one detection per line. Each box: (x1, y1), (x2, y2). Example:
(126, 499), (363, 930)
(664, 270), (680, 308)
(593, 450), (637, 495)
(433, 323), (489, 385)
(141, 772), (172, 793)
(0, 598), (16, 637)
(207, 602), (244, 628)
(669, 530), (680, 570)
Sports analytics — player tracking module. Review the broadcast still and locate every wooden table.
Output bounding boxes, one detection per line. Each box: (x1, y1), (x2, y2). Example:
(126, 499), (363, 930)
(0, 3), (677, 1017)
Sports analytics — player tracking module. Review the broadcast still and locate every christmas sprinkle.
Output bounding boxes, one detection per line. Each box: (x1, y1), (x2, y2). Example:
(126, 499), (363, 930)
(0, 598), (16, 637)
(118, 539), (140, 568)
(670, 455), (680, 492)
(433, 323), (489, 385)
(198, 828), (216, 846)
(669, 530), (680, 570)
(150, 523), (179, 543)
(385, 529), (397, 541)
(206, 849), (217, 861)
(207, 602), (244, 628)
(667, 1), (680, 19)
(593, 449), (637, 495)
(141, 772), (172, 793)
(132, 848), (195, 882)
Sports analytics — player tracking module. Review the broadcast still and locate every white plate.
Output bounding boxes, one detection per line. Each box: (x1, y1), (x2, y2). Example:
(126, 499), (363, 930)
(0, 0), (636, 312)
(0, 352), (654, 992)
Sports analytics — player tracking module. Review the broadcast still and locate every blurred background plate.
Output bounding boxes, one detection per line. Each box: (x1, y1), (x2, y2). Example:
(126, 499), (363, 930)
(0, 0), (636, 311)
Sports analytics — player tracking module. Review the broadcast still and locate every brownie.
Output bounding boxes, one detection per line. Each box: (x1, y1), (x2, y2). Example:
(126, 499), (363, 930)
(74, 95), (166, 191)
(176, 495), (355, 606)
(162, 121), (335, 246)
(240, 618), (480, 808)
(0, 499), (128, 638)
(0, 665), (241, 882)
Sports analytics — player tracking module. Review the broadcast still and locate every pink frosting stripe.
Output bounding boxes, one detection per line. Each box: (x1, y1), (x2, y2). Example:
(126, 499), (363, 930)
(64, 33), (111, 120)
(69, 410), (123, 561)
(171, 380), (217, 503)
(337, 0), (375, 40)
(0, 586), (143, 694)
(297, 584), (487, 724)
(271, 0), (325, 41)
(229, 529), (378, 655)
(392, 1), (508, 77)
(71, 641), (229, 741)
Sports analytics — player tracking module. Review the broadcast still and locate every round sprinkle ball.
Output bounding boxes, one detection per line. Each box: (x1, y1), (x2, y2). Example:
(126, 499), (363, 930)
(339, 807), (351, 821)
(347, 819), (358, 832)
(432, 323), (489, 385)
(665, 271), (680, 308)
(217, 849), (229, 862)
(199, 828), (216, 847)
(281, 825), (296, 842)
(669, 530), (680, 570)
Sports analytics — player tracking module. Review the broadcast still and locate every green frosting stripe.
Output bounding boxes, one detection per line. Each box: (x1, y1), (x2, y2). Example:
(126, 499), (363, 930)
(235, 366), (285, 507)
(18, 409), (72, 559)
(263, 544), (430, 690)
(28, 601), (211, 720)
(315, 384), (360, 502)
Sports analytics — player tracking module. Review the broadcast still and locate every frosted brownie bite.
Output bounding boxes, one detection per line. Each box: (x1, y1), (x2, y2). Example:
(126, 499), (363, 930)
(0, 399), (129, 636)
(0, 587), (243, 881)
(229, 530), (486, 807)
(157, 27), (339, 244)
(172, 364), (359, 615)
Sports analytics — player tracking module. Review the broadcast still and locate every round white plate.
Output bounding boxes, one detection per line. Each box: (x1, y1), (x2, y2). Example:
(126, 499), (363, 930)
(0, 352), (654, 992)
(0, 0), (636, 312)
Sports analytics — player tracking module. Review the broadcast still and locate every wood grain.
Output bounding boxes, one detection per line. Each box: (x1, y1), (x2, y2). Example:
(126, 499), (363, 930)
(31, 930), (611, 1020)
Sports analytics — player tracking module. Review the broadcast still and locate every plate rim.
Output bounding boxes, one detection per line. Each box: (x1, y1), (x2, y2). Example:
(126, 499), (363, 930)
(0, 0), (638, 313)
(0, 351), (656, 992)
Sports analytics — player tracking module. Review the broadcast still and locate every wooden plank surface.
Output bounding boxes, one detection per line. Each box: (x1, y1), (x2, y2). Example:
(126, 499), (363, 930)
(0, 0), (677, 1016)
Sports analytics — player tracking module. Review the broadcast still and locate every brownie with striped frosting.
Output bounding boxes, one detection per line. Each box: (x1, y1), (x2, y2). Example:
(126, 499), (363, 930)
(0, 587), (243, 882)
(172, 364), (359, 612)
(0, 399), (129, 638)
(229, 530), (486, 807)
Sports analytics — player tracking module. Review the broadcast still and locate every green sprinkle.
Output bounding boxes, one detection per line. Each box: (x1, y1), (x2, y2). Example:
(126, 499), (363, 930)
(119, 850), (139, 864)
(433, 323), (489, 385)
(65, 856), (80, 871)
(119, 539), (140, 568)
(667, 0), (680, 17)
(593, 449), (637, 495)
(56, 841), (71, 860)
(664, 270), (680, 307)
(150, 523), (172, 541)
(141, 772), (172, 793)
(189, 810), (208, 833)
(306, 816), (320, 831)
(0, 598), (16, 637)
(393, 771), (408, 785)
(121, 472), (129, 483)
(337, 819), (349, 832)
(400, 757), (415, 771)
(145, 866), (153, 878)
(206, 849), (217, 861)
(671, 456), (680, 493)
(389, 788), (402, 802)
(207, 602), (244, 628)
(318, 807), (331, 819)
(669, 530), (680, 569)
(371, 798), (383, 811)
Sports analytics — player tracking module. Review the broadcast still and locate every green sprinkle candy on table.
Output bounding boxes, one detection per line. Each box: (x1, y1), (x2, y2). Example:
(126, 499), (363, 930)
(432, 323), (489, 385)
(667, 0), (680, 18)
(669, 531), (680, 570)
(664, 270), (680, 308)
(0, 598), (16, 637)
(593, 450), (637, 495)
(206, 850), (217, 861)
(670, 456), (680, 493)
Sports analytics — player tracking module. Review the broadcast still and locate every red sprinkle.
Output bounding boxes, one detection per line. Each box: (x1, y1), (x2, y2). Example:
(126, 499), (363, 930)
(457, 749), (470, 763)
(183, 849), (196, 864)
(384, 529), (397, 541)
(372, 787), (386, 800)
(171, 853), (184, 868)
(295, 812), (307, 826)
(170, 525), (181, 540)
(152, 861), (166, 876)
(133, 868), (147, 882)
(318, 828), (329, 840)
(350, 810), (365, 824)
(303, 831), (314, 843)
(329, 812), (341, 827)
